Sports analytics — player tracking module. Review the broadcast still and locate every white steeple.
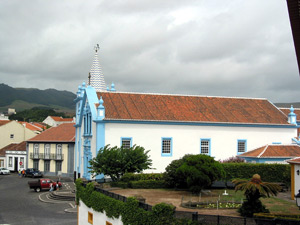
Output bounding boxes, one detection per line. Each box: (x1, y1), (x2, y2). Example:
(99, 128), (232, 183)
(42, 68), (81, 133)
(89, 44), (106, 92)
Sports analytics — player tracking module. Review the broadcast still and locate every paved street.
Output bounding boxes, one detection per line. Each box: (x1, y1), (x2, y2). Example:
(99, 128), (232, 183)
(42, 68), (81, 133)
(0, 173), (77, 225)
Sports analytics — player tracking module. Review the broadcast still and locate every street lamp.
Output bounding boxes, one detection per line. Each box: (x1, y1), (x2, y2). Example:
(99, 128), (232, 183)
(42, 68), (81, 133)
(295, 190), (300, 209)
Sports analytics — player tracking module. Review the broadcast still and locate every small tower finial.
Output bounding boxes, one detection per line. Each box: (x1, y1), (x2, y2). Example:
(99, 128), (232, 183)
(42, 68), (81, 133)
(94, 44), (100, 53)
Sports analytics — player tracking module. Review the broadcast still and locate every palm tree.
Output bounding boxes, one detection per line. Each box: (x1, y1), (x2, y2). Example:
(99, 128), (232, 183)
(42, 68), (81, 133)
(232, 174), (281, 217)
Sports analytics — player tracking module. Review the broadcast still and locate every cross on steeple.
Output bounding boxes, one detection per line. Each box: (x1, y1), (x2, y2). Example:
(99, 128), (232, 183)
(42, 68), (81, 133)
(88, 72), (91, 85)
(94, 44), (99, 53)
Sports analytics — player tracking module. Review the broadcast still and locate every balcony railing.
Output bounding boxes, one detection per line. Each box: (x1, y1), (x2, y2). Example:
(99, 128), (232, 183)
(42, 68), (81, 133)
(30, 153), (64, 160)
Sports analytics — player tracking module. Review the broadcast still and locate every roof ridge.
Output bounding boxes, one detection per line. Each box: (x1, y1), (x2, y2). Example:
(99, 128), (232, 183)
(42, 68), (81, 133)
(98, 91), (268, 100)
(257, 145), (269, 158)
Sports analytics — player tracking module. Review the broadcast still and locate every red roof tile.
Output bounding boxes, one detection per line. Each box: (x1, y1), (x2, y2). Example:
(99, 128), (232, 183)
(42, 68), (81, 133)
(50, 116), (73, 122)
(279, 108), (300, 121)
(96, 92), (291, 125)
(19, 122), (44, 132)
(287, 157), (300, 164)
(0, 141), (26, 156)
(238, 144), (300, 158)
(0, 120), (11, 127)
(28, 123), (75, 142)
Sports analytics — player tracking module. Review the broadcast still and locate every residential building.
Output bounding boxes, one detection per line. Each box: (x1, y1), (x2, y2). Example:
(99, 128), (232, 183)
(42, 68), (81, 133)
(0, 120), (37, 149)
(287, 157), (300, 200)
(27, 123), (75, 177)
(43, 116), (74, 127)
(74, 48), (298, 180)
(19, 122), (46, 134)
(2, 141), (27, 171)
(238, 144), (300, 163)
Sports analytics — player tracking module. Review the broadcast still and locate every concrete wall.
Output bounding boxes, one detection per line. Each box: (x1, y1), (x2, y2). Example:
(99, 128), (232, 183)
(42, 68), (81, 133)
(78, 200), (123, 225)
(0, 121), (37, 149)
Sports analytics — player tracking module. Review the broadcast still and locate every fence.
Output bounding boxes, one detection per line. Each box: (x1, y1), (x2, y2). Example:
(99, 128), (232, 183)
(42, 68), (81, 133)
(81, 181), (298, 225)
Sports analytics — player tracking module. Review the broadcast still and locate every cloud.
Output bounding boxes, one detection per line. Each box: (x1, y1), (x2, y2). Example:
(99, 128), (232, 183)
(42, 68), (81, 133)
(0, 0), (299, 103)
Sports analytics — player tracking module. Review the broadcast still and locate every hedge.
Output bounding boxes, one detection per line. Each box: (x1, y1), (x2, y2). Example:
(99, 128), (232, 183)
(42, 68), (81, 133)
(76, 179), (199, 225)
(111, 180), (167, 189)
(222, 163), (291, 185)
(120, 173), (164, 182)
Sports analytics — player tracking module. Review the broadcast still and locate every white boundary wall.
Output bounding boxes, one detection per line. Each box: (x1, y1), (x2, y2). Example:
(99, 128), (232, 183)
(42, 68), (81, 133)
(78, 200), (123, 225)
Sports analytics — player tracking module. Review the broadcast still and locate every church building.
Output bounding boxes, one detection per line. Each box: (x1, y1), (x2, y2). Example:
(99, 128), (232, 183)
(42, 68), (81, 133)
(74, 46), (298, 180)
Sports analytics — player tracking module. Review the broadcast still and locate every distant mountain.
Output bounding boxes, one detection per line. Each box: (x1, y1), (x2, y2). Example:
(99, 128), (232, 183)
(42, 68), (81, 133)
(0, 83), (76, 113)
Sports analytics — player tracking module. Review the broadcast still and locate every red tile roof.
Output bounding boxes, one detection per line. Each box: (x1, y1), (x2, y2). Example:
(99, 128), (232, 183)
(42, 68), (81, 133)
(51, 116), (73, 122)
(96, 92), (291, 125)
(238, 144), (300, 158)
(279, 108), (300, 121)
(0, 141), (27, 156)
(0, 120), (11, 127)
(28, 123), (75, 142)
(19, 122), (45, 132)
(287, 157), (300, 164)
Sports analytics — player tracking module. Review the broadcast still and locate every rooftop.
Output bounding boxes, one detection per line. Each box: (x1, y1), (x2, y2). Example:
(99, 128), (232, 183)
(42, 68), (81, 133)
(96, 92), (291, 125)
(238, 144), (300, 158)
(28, 123), (75, 143)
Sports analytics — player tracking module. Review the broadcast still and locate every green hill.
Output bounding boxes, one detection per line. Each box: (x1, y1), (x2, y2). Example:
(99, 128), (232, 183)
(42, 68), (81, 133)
(0, 83), (76, 113)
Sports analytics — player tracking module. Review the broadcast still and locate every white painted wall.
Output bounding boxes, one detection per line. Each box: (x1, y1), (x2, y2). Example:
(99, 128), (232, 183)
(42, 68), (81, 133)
(6, 152), (26, 171)
(78, 200), (123, 225)
(104, 123), (297, 173)
(294, 164), (300, 196)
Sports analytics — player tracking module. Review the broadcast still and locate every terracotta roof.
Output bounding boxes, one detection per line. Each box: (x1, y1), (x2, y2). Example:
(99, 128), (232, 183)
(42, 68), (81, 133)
(28, 123), (75, 142)
(279, 108), (300, 121)
(238, 144), (300, 158)
(287, 157), (300, 164)
(96, 92), (291, 125)
(0, 143), (18, 156)
(50, 116), (73, 122)
(0, 120), (11, 127)
(19, 122), (45, 132)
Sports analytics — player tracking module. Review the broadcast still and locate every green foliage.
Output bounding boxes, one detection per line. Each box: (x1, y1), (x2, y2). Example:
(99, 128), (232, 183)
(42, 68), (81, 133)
(222, 163), (291, 185)
(129, 180), (167, 189)
(120, 173), (164, 182)
(233, 174), (281, 217)
(164, 154), (225, 193)
(220, 156), (245, 163)
(9, 107), (69, 122)
(75, 179), (195, 225)
(89, 145), (152, 182)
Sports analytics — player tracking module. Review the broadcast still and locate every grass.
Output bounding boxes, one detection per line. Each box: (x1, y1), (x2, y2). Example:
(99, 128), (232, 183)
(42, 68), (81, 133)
(183, 189), (300, 215)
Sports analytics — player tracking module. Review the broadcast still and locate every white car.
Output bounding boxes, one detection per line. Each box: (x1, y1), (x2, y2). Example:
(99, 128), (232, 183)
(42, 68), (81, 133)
(0, 167), (10, 175)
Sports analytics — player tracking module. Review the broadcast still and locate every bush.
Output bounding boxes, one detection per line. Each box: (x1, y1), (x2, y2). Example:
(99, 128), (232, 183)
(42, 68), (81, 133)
(222, 163), (291, 185)
(121, 173), (164, 182)
(164, 154), (225, 193)
(130, 180), (167, 189)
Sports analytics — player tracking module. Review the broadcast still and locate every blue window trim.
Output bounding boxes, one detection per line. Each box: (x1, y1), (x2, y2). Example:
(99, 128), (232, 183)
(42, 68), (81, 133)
(121, 137), (133, 148)
(200, 138), (211, 156)
(237, 139), (247, 155)
(161, 137), (173, 157)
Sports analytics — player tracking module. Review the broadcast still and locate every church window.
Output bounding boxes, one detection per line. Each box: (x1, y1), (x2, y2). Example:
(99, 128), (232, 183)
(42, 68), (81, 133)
(161, 138), (172, 156)
(121, 138), (132, 149)
(200, 139), (211, 155)
(237, 140), (247, 154)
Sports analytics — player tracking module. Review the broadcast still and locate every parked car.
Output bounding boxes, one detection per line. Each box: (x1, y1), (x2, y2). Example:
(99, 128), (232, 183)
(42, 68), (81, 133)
(24, 168), (43, 178)
(0, 167), (10, 175)
(28, 178), (62, 192)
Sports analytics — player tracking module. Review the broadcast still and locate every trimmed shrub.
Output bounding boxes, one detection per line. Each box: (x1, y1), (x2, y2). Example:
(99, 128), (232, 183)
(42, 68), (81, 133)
(130, 180), (167, 189)
(222, 163), (291, 185)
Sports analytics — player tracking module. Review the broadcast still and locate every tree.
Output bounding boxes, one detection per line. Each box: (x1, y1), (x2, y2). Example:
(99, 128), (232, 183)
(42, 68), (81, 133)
(232, 174), (281, 217)
(89, 145), (152, 181)
(164, 154), (225, 193)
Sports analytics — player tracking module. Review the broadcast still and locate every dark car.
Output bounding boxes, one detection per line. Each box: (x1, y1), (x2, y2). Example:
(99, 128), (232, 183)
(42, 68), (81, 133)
(24, 168), (43, 178)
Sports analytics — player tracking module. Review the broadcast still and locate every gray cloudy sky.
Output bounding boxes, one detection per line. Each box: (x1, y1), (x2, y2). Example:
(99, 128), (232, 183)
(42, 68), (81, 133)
(0, 0), (299, 103)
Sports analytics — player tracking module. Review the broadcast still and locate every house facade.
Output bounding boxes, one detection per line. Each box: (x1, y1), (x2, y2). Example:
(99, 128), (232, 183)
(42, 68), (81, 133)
(73, 48), (298, 180)
(43, 116), (74, 127)
(27, 123), (75, 177)
(0, 142), (27, 171)
(0, 120), (37, 149)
